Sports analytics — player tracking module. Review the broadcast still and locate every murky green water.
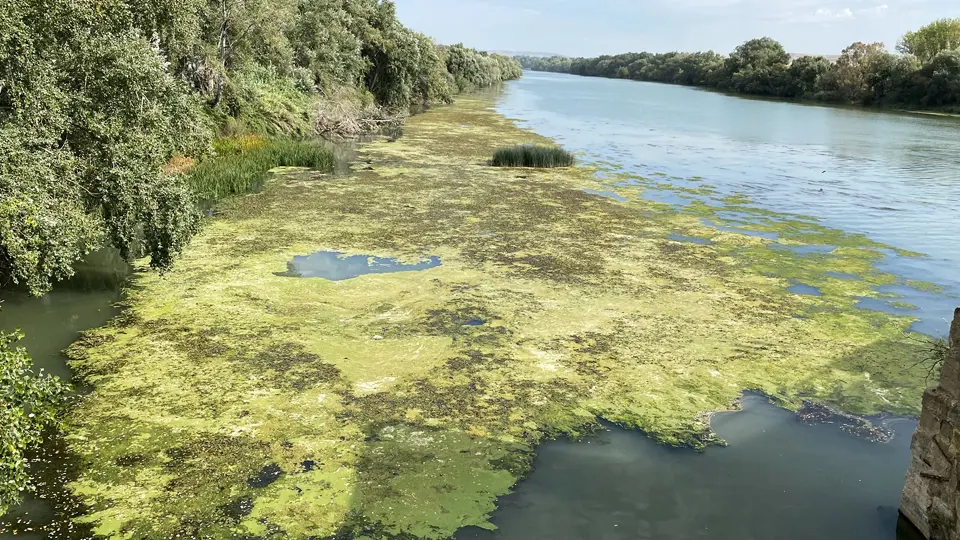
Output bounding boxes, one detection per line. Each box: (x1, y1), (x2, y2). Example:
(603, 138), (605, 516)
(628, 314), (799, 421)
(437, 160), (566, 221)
(458, 395), (924, 540)
(497, 71), (960, 337)
(0, 250), (129, 539)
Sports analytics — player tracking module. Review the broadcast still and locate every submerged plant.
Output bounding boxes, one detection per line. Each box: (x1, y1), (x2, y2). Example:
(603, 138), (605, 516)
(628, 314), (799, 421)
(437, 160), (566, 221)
(491, 145), (575, 168)
(188, 138), (336, 200)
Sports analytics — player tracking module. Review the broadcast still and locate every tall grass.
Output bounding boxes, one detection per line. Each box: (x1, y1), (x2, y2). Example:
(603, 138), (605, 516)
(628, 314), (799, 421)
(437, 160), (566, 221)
(188, 137), (335, 200)
(491, 145), (575, 168)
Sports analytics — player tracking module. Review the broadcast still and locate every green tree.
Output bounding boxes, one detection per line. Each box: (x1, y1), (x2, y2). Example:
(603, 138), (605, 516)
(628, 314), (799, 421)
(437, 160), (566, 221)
(722, 37), (791, 95)
(913, 50), (960, 106)
(784, 56), (832, 98)
(0, 328), (68, 514)
(825, 42), (890, 103)
(1, 0), (210, 296)
(898, 18), (960, 64)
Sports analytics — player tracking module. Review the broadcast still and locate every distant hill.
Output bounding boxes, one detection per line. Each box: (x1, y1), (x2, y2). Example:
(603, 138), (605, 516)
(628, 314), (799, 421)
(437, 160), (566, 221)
(790, 53), (841, 62)
(490, 50), (564, 58)
(494, 51), (841, 62)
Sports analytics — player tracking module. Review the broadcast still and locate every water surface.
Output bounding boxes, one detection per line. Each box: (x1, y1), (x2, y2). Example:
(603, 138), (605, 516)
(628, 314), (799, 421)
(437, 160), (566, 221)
(279, 251), (441, 280)
(458, 395), (921, 540)
(0, 250), (130, 539)
(497, 72), (960, 337)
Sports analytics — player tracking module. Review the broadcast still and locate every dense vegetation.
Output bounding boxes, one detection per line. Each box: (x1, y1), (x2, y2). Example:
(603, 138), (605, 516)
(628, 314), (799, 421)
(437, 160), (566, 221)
(491, 145), (575, 168)
(0, 0), (520, 513)
(0, 0), (521, 299)
(517, 19), (960, 110)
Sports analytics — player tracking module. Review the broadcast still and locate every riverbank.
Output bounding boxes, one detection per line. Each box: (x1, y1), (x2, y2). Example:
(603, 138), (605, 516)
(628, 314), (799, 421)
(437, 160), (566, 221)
(59, 93), (932, 538)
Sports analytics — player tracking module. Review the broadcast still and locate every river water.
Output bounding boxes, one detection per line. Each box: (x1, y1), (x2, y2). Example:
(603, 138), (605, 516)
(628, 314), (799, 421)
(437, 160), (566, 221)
(458, 395), (922, 540)
(496, 71), (960, 338)
(2, 76), (958, 538)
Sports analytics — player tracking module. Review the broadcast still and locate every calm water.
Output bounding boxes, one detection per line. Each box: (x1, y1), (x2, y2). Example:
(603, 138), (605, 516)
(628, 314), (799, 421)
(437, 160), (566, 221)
(458, 395), (923, 540)
(497, 71), (960, 337)
(0, 250), (130, 539)
(280, 251), (442, 280)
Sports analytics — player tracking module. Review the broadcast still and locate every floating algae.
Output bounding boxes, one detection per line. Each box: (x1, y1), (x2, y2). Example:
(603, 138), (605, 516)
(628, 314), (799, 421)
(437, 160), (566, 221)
(59, 95), (934, 539)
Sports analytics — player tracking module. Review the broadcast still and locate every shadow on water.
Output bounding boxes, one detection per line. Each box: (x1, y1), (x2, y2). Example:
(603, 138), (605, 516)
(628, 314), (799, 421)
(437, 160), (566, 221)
(0, 249), (130, 381)
(455, 393), (920, 540)
(0, 248), (131, 539)
(276, 251), (441, 281)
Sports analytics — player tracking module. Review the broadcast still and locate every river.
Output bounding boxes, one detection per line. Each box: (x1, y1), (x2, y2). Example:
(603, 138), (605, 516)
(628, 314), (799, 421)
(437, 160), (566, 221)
(2, 74), (958, 538)
(496, 71), (960, 338)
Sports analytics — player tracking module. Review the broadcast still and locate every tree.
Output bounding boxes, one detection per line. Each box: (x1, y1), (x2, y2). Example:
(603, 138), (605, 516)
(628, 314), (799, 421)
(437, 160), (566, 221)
(1, 0), (210, 296)
(914, 50), (960, 106)
(898, 18), (960, 64)
(722, 37), (791, 95)
(825, 42), (890, 103)
(0, 328), (68, 514)
(784, 56), (832, 98)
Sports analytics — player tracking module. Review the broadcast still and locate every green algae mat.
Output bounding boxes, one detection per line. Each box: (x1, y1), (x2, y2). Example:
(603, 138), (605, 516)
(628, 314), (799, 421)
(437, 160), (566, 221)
(64, 95), (932, 538)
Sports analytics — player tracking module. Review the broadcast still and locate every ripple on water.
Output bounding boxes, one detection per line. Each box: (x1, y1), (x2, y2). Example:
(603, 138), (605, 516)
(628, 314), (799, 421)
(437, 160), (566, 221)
(277, 251), (441, 281)
(856, 283), (957, 338)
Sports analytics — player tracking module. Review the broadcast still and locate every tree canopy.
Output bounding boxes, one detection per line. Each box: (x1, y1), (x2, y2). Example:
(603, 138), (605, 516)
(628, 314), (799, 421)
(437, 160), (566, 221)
(898, 18), (960, 64)
(0, 0), (521, 298)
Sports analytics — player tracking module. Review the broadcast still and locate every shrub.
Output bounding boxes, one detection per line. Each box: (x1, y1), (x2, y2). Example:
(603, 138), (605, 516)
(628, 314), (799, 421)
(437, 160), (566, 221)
(0, 328), (68, 514)
(491, 145), (576, 168)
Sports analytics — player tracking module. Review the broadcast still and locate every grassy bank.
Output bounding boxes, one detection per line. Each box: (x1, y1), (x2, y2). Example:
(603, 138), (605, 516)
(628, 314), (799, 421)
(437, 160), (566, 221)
(188, 137), (337, 200)
(59, 95), (931, 539)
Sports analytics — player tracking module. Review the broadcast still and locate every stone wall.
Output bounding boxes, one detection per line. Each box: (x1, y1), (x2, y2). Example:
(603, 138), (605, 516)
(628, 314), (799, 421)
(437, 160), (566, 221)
(902, 307), (960, 539)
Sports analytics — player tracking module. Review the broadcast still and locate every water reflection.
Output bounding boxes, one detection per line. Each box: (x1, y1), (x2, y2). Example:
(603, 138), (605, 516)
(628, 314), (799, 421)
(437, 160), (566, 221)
(457, 394), (920, 540)
(0, 249), (129, 539)
(278, 251), (441, 281)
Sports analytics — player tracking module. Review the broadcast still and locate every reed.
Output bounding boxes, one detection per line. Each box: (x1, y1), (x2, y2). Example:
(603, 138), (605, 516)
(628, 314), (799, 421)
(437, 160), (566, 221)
(189, 138), (335, 200)
(491, 145), (575, 168)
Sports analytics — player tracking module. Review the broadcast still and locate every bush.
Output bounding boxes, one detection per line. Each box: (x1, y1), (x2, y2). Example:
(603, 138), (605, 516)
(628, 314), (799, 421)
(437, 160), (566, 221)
(491, 145), (576, 168)
(188, 138), (336, 200)
(0, 328), (68, 514)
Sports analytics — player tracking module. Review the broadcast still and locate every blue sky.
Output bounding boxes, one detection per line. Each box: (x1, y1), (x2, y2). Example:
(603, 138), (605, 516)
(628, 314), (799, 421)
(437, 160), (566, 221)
(394, 0), (960, 57)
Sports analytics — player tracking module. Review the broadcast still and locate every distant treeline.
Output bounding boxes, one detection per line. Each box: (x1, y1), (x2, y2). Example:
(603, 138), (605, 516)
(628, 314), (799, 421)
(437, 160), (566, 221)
(0, 0), (522, 297)
(516, 19), (960, 110)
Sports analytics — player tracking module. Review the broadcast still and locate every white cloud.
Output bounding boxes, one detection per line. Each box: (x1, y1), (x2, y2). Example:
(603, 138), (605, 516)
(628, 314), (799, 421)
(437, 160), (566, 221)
(815, 7), (855, 19)
(857, 4), (889, 16)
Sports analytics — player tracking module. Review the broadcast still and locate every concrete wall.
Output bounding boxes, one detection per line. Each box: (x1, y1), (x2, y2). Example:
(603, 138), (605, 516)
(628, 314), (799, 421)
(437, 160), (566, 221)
(902, 307), (960, 540)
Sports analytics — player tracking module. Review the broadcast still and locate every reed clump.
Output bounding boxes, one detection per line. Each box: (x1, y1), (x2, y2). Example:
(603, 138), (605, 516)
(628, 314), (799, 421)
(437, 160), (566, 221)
(189, 138), (335, 199)
(491, 145), (575, 168)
